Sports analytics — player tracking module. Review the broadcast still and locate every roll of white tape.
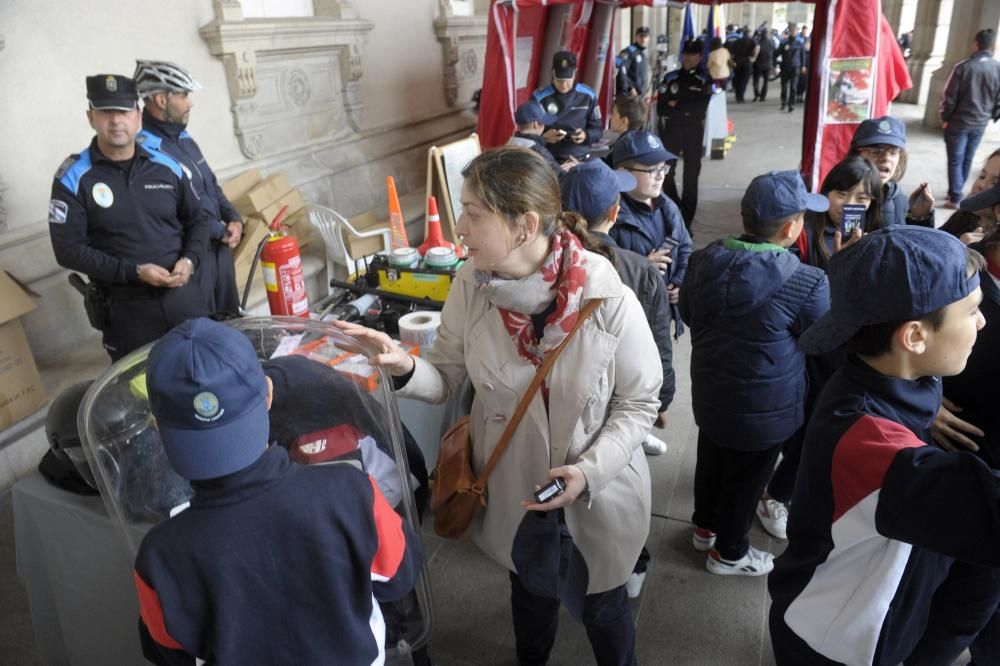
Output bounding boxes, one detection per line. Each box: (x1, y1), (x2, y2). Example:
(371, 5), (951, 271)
(398, 311), (442, 348)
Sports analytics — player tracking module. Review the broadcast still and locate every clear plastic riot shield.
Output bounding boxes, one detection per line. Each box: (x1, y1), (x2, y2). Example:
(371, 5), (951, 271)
(78, 316), (432, 662)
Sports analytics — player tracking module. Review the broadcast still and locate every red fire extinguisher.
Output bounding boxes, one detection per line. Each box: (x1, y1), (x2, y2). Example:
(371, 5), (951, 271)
(259, 205), (309, 318)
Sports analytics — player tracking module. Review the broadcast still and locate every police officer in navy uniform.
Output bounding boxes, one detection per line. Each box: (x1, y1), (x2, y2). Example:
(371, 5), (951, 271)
(533, 51), (603, 162)
(134, 60), (243, 316)
(617, 26), (651, 97)
(777, 23), (806, 112)
(48, 74), (213, 361)
(656, 39), (714, 230)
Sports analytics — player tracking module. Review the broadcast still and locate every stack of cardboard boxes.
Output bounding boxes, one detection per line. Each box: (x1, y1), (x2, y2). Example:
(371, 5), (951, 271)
(221, 169), (314, 294)
(0, 271), (46, 432)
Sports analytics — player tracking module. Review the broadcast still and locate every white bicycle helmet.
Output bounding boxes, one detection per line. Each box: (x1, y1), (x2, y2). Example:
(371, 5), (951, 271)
(133, 60), (202, 97)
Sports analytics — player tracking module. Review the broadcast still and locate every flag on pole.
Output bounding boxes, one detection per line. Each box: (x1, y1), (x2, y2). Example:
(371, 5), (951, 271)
(680, 2), (695, 57)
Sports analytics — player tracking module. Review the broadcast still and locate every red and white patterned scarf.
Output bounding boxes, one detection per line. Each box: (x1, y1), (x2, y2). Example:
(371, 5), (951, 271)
(473, 229), (588, 366)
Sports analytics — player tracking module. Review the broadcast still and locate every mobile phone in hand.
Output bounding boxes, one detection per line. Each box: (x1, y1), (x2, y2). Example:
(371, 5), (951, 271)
(533, 477), (566, 504)
(841, 204), (866, 237)
(661, 236), (681, 255)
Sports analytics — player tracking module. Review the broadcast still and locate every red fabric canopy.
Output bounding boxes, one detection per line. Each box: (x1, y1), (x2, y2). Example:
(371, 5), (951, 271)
(478, 0), (836, 173)
(801, 0), (912, 188)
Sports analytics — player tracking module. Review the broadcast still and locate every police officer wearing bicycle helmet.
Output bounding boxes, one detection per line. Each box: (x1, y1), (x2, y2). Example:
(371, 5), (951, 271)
(134, 60), (243, 315)
(48, 74), (213, 361)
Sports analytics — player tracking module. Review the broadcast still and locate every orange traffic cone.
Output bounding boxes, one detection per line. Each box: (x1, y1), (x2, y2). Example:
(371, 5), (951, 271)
(386, 176), (409, 251)
(418, 196), (457, 257)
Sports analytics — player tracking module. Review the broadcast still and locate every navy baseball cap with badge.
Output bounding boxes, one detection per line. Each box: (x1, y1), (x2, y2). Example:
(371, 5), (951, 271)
(742, 170), (829, 225)
(612, 130), (677, 167)
(560, 160), (637, 223)
(851, 115), (907, 149)
(553, 51), (577, 79)
(800, 226), (980, 355)
(146, 318), (270, 481)
(86, 74), (138, 111)
(515, 100), (557, 126)
(960, 180), (1000, 214)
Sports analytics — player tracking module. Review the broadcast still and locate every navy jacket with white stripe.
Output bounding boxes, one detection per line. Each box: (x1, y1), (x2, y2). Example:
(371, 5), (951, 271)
(769, 354), (1000, 666)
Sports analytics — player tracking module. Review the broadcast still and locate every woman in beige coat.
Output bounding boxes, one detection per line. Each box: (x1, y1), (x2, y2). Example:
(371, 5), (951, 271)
(338, 147), (661, 665)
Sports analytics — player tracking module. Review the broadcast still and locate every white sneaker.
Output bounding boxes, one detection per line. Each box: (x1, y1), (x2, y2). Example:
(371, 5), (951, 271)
(642, 433), (668, 456)
(692, 527), (717, 552)
(625, 571), (646, 598)
(705, 546), (775, 576)
(756, 498), (788, 540)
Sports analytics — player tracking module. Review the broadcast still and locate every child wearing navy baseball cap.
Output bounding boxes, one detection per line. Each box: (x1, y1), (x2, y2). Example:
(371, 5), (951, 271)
(610, 130), (692, 335)
(561, 160), (674, 449)
(508, 100), (563, 172)
(561, 160), (673, 597)
(848, 115), (936, 227)
(766, 227), (1000, 666)
(680, 170), (830, 576)
(133, 318), (422, 665)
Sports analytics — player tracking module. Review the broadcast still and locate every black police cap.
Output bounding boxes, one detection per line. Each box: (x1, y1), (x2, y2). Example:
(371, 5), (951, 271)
(86, 74), (138, 111)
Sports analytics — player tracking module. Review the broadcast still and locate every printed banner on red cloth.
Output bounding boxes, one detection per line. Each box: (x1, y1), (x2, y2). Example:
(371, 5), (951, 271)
(802, 0), (912, 188)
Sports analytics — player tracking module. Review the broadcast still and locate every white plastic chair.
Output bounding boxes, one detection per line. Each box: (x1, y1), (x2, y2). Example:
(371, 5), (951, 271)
(306, 204), (391, 284)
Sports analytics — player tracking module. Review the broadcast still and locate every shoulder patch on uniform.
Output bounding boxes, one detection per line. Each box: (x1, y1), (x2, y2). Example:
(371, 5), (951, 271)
(576, 83), (597, 98)
(54, 156), (77, 180)
(139, 144), (183, 180)
(533, 85), (554, 102)
(136, 129), (162, 151)
(56, 148), (94, 196)
(48, 199), (69, 225)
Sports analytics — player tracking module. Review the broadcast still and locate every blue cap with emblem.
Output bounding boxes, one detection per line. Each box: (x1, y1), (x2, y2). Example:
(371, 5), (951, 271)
(86, 74), (138, 111)
(800, 226), (980, 354)
(146, 318), (270, 480)
(612, 130), (677, 167)
(741, 170), (829, 225)
(560, 160), (637, 224)
(851, 115), (907, 150)
(515, 100), (557, 126)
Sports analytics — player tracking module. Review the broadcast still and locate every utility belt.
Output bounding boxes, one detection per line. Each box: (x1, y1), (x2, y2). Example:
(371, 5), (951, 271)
(99, 282), (163, 301)
(659, 115), (704, 130)
(69, 274), (161, 332)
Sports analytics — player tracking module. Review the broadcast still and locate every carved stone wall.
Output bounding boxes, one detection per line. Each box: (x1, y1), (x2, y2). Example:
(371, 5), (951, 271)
(434, 10), (487, 107)
(200, 5), (374, 160)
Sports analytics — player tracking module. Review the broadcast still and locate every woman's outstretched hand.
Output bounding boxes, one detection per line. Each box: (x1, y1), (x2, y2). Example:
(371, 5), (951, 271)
(331, 320), (416, 377)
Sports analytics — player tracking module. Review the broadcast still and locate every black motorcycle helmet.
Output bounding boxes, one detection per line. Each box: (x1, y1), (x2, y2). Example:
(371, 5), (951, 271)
(40, 381), (98, 494)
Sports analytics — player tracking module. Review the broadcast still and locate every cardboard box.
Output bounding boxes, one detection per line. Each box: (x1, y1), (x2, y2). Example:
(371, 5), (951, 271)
(221, 168), (263, 205)
(0, 271), (46, 431)
(233, 216), (269, 293)
(258, 189), (306, 227)
(281, 209), (314, 249)
(344, 211), (389, 259)
(237, 173), (293, 215)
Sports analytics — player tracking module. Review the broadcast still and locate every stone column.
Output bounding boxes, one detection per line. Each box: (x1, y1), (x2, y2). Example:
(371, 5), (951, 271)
(883, 0), (904, 35)
(922, 0), (1000, 127)
(897, 0), (952, 105)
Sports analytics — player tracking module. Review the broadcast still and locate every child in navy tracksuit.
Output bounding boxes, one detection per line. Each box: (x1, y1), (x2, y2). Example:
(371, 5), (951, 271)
(132, 318), (422, 666)
(609, 131), (692, 338)
(680, 171), (830, 576)
(767, 227), (1000, 666)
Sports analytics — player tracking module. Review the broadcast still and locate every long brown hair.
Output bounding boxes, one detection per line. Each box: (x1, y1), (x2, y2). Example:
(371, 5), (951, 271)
(460, 147), (616, 265)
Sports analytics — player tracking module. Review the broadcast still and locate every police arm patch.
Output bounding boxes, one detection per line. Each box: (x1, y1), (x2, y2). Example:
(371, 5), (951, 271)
(54, 156), (77, 180)
(49, 199), (69, 225)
